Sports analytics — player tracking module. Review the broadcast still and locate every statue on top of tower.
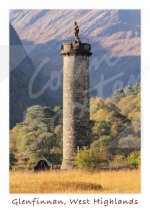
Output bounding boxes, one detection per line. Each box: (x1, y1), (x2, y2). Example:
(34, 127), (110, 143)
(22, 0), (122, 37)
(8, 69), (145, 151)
(74, 22), (80, 43)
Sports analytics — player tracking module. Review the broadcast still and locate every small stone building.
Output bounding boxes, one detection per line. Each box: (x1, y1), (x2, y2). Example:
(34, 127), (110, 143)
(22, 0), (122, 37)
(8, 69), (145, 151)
(33, 157), (52, 171)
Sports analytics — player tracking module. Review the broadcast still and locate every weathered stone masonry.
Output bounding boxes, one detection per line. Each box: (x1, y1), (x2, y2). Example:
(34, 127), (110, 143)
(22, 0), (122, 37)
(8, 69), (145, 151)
(61, 42), (92, 169)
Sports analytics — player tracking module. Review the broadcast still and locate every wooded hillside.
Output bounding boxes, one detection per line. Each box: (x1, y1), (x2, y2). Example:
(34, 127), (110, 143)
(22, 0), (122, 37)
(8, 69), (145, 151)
(10, 84), (140, 170)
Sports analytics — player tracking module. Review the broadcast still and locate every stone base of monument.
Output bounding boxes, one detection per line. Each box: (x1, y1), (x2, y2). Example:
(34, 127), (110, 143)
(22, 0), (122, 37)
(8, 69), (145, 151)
(61, 159), (74, 170)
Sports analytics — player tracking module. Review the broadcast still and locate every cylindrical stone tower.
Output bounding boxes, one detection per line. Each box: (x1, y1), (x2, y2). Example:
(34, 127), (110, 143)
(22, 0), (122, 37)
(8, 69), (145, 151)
(60, 32), (92, 170)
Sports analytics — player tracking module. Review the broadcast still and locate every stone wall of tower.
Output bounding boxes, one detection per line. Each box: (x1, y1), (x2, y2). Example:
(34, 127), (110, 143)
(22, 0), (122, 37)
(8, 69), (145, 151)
(61, 55), (90, 170)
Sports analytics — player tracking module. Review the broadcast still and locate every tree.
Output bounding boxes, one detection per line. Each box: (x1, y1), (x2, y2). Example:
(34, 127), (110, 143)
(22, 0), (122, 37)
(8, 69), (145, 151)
(31, 132), (56, 156)
(106, 111), (130, 137)
(117, 135), (140, 150)
(90, 109), (108, 122)
(90, 97), (105, 115)
(10, 105), (63, 169)
(105, 102), (120, 113)
(25, 105), (45, 123)
(50, 147), (63, 165)
(92, 121), (111, 140)
(123, 84), (140, 97)
(20, 121), (48, 155)
(112, 89), (125, 100)
(10, 152), (17, 169)
(10, 124), (22, 153)
(54, 125), (63, 148)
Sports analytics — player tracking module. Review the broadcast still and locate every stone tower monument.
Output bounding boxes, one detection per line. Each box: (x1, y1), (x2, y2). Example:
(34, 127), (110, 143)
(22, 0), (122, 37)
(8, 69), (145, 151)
(60, 22), (92, 169)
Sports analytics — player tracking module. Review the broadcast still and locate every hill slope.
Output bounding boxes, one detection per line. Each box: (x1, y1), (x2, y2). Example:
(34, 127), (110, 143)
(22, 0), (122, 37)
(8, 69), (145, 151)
(10, 10), (141, 98)
(10, 24), (60, 128)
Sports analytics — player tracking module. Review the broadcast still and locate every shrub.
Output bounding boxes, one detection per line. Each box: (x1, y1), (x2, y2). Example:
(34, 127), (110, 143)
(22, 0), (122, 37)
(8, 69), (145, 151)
(126, 151), (141, 168)
(74, 147), (101, 170)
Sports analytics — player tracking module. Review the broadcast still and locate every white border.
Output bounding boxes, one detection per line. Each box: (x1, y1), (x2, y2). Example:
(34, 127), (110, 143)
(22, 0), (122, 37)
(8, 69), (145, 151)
(0, 0), (150, 209)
